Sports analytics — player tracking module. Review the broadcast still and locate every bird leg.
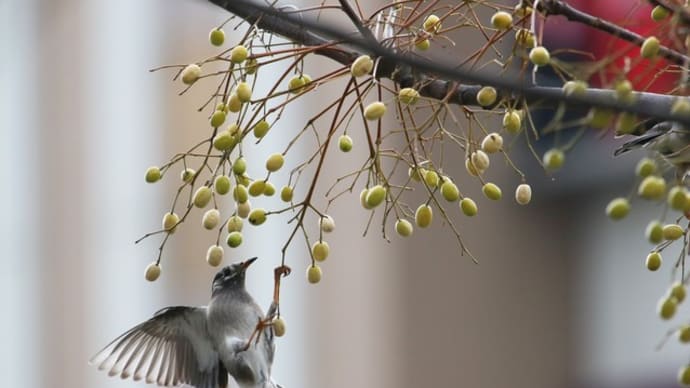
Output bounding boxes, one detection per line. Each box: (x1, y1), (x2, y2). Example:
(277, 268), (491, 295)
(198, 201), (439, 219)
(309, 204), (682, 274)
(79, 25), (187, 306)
(273, 265), (291, 307)
(242, 317), (271, 351)
(241, 265), (291, 352)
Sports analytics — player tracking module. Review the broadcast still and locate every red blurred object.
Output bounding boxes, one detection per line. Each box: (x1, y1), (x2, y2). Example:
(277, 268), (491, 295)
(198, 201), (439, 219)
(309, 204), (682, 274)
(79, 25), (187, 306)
(544, 0), (677, 93)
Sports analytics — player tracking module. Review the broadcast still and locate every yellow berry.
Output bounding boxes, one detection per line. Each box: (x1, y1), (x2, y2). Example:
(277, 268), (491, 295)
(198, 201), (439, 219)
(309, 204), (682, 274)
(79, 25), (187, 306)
(615, 112), (637, 135)
(420, 14), (440, 33)
(663, 224), (685, 240)
(415, 38), (430, 51)
(543, 148), (565, 171)
(503, 110), (522, 134)
(244, 58), (258, 75)
(678, 325), (690, 343)
(460, 198), (478, 216)
(319, 215), (336, 233)
(441, 181), (460, 202)
(481, 132), (503, 153)
(350, 55), (374, 77)
(193, 186), (213, 208)
(366, 185), (387, 208)
(423, 170), (440, 188)
(398, 87), (420, 105)
(339, 134), (353, 152)
(672, 98), (690, 115)
(409, 167), (425, 182)
(206, 245), (224, 267)
(180, 168), (196, 183)
(638, 175), (666, 200)
(280, 186), (294, 202)
(145, 166), (161, 183)
(312, 241), (330, 262)
(253, 120), (270, 138)
(395, 219), (413, 237)
(470, 150), (490, 171)
(265, 153), (284, 172)
(605, 197), (630, 220)
(209, 28), (225, 46)
(145, 262), (161, 282)
(587, 108), (614, 129)
(672, 282), (687, 303)
(233, 184), (249, 204)
(213, 130), (235, 151)
(515, 183), (532, 205)
(226, 231), (243, 248)
(476, 86), (497, 107)
(680, 365), (690, 385)
(235, 82), (252, 103)
(236, 200), (251, 218)
(263, 182), (276, 196)
(272, 316), (286, 337)
(202, 209), (220, 230)
(181, 64), (201, 85)
(641, 36), (660, 59)
(364, 101), (386, 121)
(646, 251), (662, 271)
(230, 45), (248, 63)
(529, 46), (551, 66)
(162, 212), (180, 233)
(248, 180), (266, 197)
(415, 204), (433, 228)
(646, 220), (664, 244)
(491, 11), (513, 30)
(669, 186), (688, 210)
(658, 296), (677, 320)
(248, 208), (267, 226)
(360, 188), (373, 209)
(651, 5), (670, 22)
(288, 74), (312, 93)
(515, 29), (535, 47)
(465, 158), (480, 176)
(227, 93), (242, 113)
(214, 175), (231, 195)
(307, 264), (322, 284)
(227, 215), (243, 233)
(232, 157), (247, 175)
(562, 80), (587, 96)
(482, 182), (502, 200)
(635, 158), (656, 177)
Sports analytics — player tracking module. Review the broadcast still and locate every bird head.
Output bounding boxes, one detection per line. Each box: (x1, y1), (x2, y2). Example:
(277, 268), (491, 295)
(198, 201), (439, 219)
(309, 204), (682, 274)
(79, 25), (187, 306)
(211, 257), (257, 294)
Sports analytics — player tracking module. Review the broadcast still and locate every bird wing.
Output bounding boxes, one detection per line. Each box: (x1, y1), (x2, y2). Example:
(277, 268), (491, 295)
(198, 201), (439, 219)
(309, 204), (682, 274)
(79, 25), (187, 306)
(614, 121), (674, 156)
(90, 306), (228, 388)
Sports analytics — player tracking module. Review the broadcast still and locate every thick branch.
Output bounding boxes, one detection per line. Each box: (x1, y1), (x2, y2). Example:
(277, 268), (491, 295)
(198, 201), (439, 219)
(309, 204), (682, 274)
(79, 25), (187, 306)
(208, 0), (690, 126)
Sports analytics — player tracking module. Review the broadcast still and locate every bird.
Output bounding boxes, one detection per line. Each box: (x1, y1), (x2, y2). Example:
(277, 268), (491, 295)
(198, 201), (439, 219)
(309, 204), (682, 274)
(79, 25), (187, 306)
(90, 257), (282, 388)
(615, 120), (690, 180)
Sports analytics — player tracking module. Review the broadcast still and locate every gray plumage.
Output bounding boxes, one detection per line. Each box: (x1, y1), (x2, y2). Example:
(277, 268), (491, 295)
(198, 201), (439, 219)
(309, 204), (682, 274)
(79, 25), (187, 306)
(90, 258), (280, 388)
(615, 121), (690, 171)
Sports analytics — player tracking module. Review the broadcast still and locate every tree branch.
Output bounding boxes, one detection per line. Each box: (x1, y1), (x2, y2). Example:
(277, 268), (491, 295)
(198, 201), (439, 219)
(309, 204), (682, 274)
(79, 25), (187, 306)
(207, 0), (690, 126)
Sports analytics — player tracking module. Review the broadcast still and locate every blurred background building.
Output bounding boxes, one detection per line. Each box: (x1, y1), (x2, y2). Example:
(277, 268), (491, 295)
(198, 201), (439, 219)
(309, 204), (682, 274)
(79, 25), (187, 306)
(0, 0), (687, 387)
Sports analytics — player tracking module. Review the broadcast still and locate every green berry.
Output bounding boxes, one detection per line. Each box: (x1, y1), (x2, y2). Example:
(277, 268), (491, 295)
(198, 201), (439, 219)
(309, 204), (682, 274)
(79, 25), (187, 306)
(587, 108), (614, 129)
(680, 365), (690, 385)
(641, 36), (660, 59)
(678, 325), (690, 343)
(395, 219), (413, 237)
(409, 166), (425, 182)
(312, 241), (330, 262)
(605, 197), (630, 220)
(635, 158), (656, 177)
(307, 264), (322, 284)
(503, 110), (522, 134)
(423, 170), (440, 188)
(202, 209), (220, 230)
(180, 168), (196, 183)
(266, 153), (285, 172)
(236, 200), (251, 218)
(423, 14), (441, 33)
(366, 185), (387, 208)
(338, 134), (353, 152)
(226, 231), (243, 248)
(529, 46), (551, 66)
(253, 120), (270, 138)
(490, 11), (513, 30)
(562, 80), (587, 96)
(214, 175), (231, 195)
(181, 64), (201, 85)
(227, 215), (243, 232)
(248, 208), (267, 226)
(651, 5), (670, 22)
(280, 186), (294, 202)
(350, 55), (373, 77)
(638, 175), (666, 200)
(672, 282), (687, 303)
(145, 166), (161, 183)
(227, 93), (242, 112)
(476, 86), (497, 107)
(645, 220), (664, 244)
(482, 182), (502, 201)
(646, 251), (662, 271)
(209, 28), (225, 46)
(543, 149), (565, 171)
(460, 198), (478, 216)
(230, 45), (248, 63)
(206, 245), (224, 267)
(663, 224), (685, 240)
(244, 58), (258, 75)
(213, 130), (235, 151)
(263, 182), (276, 196)
(669, 186), (689, 210)
(415, 204), (433, 228)
(232, 157), (247, 175)
(615, 112), (637, 135)
(441, 181), (460, 202)
(415, 38), (430, 51)
(162, 212), (180, 233)
(364, 101), (386, 121)
(398, 87), (420, 105)
(235, 82), (252, 103)
(658, 296), (677, 320)
(193, 186), (213, 208)
(233, 184), (249, 204)
(360, 188), (373, 209)
(248, 180), (266, 197)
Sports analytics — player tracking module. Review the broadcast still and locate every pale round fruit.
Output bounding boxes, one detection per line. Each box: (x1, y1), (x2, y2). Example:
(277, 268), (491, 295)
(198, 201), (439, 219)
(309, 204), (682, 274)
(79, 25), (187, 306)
(515, 29), (535, 47)
(482, 183), (502, 201)
(360, 188), (373, 209)
(213, 131), (235, 151)
(543, 149), (565, 171)
(415, 38), (430, 51)
(230, 45), (248, 63)
(415, 204), (433, 228)
(672, 282), (687, 303)
(471, 150), (490, 171)
(605, 197), (630, 220)
(181, 64), (201, 85)
(460, 198), (478, 216)
(587, 108), (614, 129)
(395, 219), (413, 237)
(266, 153), (285, 172)
(646, 220), (664, 244)
(638, 176), (666, 200)
(502, 110), (522, 134)
(672, 98), (690, 115)
(162, 212), (180, 233)
(668, 186), (688, 210)
(248, 208), (267, 226)
(441, 181), (460, 202)
(306, 264), (322, 284)
(272, 316), (286, 337)
(658, 296), (677, 320)
(210, 110), (226, 128)
(409, 167), (425, 182)
(263, 182), (276, 196)
(423, 170), (440, 188)
(244, 58), (258, 75)
(663, 224), (685, 241)
(476, 86), (497, 107)
(180, 168), (196, 183)
(209, 28), (225, 46)
(339, 134), (353, 152)
(227, 215), (243, 233)
(287, 74), (312, 93)
(280, 186), (294, 202)
(145, 262), (162, 282)
(193, 186), (213, 208)
(515, 184), (532, 205)
(206, 245), (224, 267)
(465, 158), (480, 176)
(491, 11), (513, 30)
(233, 185), (249, 204)
(651, 5), (669, 22)
(237, 200), (251, 219)
(398, 88), (420, 105)
(214, 175), (231, 195)
(350, 55), (374, 77)
(364, 102), (386, 121)
(635, 158), (656, 177)
(227, 93), (242, 112)
(235, 82), (252, 103)
(562, 80), (587, 96)
(423, 14), (441, 33)
(226, 231), (243, 248)
(679, 365), (690, 386)
(646, 251), (662, 271)
(232, 157), (247, 175)
(641, 36), (660, 59)
(366, 185), (387, 208)
(319, 215), (336, 233)
(202, 209), (220, 230)
(253, 120), (270, 138)
(529, 46), (551, 66)
(615, 112), (637, 135)
(481, 133), (503, 153)
(312, 241), (330, 262)
(678, 325), (690, 343)
(248, 180), (266, 197)
(145, 166), (161, 183)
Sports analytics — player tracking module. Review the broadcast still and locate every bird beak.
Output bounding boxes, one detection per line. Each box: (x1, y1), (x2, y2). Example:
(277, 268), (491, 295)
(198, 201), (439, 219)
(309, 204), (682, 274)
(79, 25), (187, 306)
(241, 257), (258, 271)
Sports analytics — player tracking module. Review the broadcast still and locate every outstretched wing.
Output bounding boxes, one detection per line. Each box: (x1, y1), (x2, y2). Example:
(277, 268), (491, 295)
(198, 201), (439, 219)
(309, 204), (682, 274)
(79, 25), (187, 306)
(90, 306), (228, 388)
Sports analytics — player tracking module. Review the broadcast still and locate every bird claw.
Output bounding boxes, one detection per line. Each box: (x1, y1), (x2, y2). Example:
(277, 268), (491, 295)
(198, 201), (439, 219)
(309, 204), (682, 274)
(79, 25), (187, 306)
(274, 265), (291, 278)
(242, 317), (272, 352)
